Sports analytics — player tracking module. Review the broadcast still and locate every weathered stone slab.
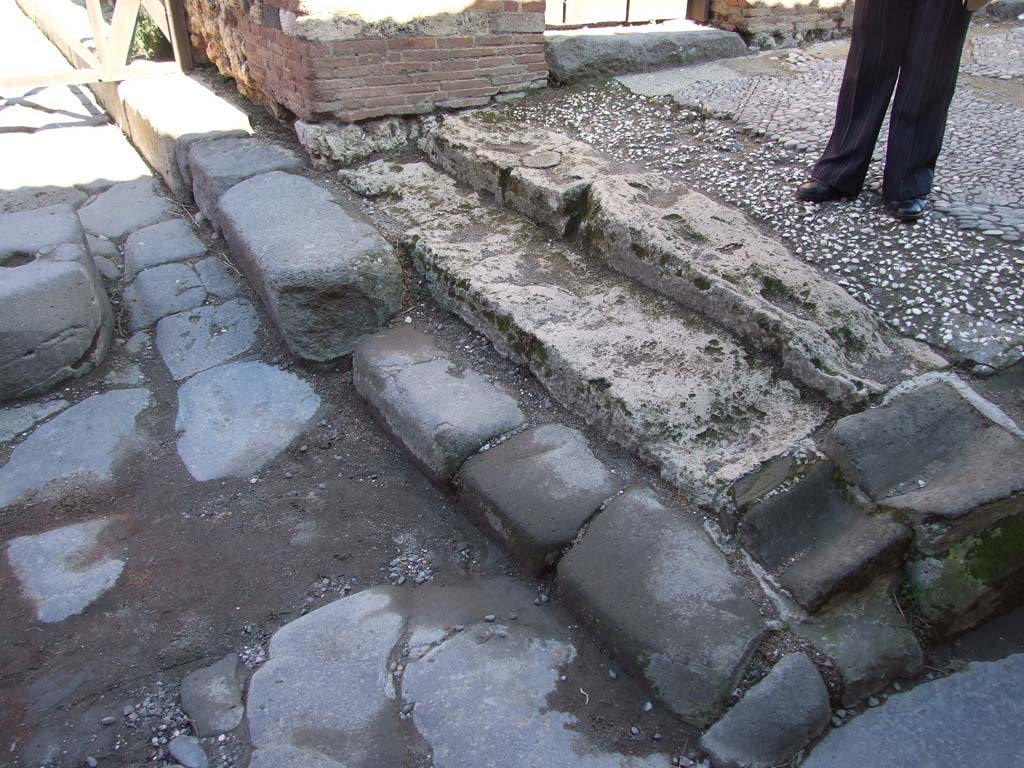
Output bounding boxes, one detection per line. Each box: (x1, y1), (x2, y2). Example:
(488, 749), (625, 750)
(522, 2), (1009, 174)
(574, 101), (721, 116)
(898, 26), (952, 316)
(0, 399), (68, 443)
(6, 518), (124, 623)
(458, 424), (621, 574)
(77, 178), (176, 241)
(124, 262), (207, 332)
(424, 114), (617, 235)
(341, 161), (827, 507)
(0, 205), (114, 401)
(802, 654), (1024, 768)
(219, 172), (403, 361)
(123, 218), (207, 281)
(352, 327), (525, 483)
(0, 389), (151, 509)
(155, 299), (259, 381)
(175, 361), (319, 481)
(793, 582), (923, 707)
(181, 653), (245, 737)
(739, 462), (911, 613)
(194, 256), (241, 299)
(117, 73), (252, 201)
(700, 653), (830, 768)
(188, 137), (304, 227)
(168, 735), (207, 768)
(545, 26), (747, 85)
(822, 376), (1024, 554)
(558, 486), (765, 727)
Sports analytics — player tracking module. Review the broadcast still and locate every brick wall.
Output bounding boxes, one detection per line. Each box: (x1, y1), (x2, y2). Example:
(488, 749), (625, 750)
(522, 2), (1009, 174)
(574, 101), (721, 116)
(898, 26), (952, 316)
(710, 0), (854, 43)
(185, 0), (548, 122)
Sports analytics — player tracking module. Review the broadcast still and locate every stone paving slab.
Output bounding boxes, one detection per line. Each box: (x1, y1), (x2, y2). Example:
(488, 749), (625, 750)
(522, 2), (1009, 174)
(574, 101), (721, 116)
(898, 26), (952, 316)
(6, 517), (124, 623)
(558, 486), (765, 727)
(78, 178), (177, 241)
(802, 653), (1024, 768)
(180, 653), (245, 737)
(0, 398), (68, 443)
(353, 327), (525, 484)
(155, 299), (260, 381)
(124, 262), (208, 332)
(194, 256), (242, 299)
(343, 161), (827, 507)
(123, 218), (207, 282)
(0, 388), (151, 508)
(219, 171), (404, 361)
(458, 423), (621, 575)
(175, 361), (320, 481)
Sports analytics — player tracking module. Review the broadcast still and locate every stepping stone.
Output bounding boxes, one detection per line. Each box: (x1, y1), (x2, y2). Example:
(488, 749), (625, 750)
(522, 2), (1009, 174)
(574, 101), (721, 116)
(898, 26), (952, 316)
(181, 653), (245, 737)
(124, 262), (207, 332)
(0, 206), (114, 401)
(168, 735), (208, 768)
(218, 171), (403, 361)
(353, 328), (525, 484)
(793, 582), (923, 707)
(0, 399), (69, 443)
(175, 361), (319, 481)
(6, 518), (125, 623)
(558, 486), (765, 727)
(700, 653), (830, 768)
(155, 299), (260, 381)
(341, 161), (826, 508)
(802, 654), (1024, 768)
(822, 376), (1024, 554)
(458, 424), (621, 574)
(0, 389), (151, 509)
(738, 462), (911, 612)
(188, 137), (304, 227)
(246, 578), (670, 768)
(77, 178), (176, 241)
(195, 256), (241, 299)
(123, 218), (207, 281)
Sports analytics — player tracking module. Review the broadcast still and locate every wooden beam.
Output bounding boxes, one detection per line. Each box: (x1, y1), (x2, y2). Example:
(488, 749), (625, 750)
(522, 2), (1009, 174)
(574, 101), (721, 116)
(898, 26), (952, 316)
(140, 0), (172, 42)
(84, 0), (108, 59)
(101, 0), (141, 79)
(166, 0), (193, 70)
(0, 59), (181, 90)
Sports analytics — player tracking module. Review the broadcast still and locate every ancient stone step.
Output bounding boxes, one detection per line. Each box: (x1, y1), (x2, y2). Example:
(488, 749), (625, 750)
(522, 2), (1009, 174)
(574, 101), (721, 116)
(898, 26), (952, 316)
(422, 115), (917, 405)
(738, 461), (912, 613)
(218, 171), (404, 361)
(557, 486), (766, 727)
(341, 161), (826, 508)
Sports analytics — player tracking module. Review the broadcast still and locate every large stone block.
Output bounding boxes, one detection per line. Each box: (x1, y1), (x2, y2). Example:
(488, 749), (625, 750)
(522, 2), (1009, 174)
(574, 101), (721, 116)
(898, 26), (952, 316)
(558, 486), (765, 727)
(218, 172), (404, 361)
(352, 327), (525, 483)
(458, 424), (622, 575)
(0, 205), (113, 401)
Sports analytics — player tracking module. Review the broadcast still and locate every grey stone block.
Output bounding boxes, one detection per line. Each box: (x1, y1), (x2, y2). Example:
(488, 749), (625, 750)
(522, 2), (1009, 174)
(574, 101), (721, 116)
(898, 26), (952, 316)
(546, 28), (747, 85)
(802, 654), (1024, 768)
(353, 328), (525, 483)
(175, 361), (320, 482)
(822, 377), (1024, 553)
(181, 654), (245, 737)
(168, 735), (207, 768)
(700, 653), (830, 768)
(194, 256), (241, 299)
(124, 263), (207, 332)
(0, 399), (69, 443)
(188, 137), (304, 227)
(739, 462), (912, 613)
(0, 206), (114, 401)
(155, 299), (260, 381)
(793, 582), (923, 708)
(123, 218), (207, 281)
(0, 389), (151, 509)
(458, 424), (621, 574)
(77, 178), (176, 241)
(558, 486), (765, 727)
(219, 172), (404, 361)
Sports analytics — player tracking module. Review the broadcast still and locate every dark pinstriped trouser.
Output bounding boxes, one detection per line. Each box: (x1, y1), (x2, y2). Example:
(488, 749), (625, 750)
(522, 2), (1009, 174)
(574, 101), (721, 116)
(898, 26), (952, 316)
(811, 0), (973, 202)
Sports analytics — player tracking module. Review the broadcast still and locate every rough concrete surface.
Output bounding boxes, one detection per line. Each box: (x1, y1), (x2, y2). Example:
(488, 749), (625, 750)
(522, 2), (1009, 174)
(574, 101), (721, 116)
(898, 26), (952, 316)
(218, 172), (404, 361)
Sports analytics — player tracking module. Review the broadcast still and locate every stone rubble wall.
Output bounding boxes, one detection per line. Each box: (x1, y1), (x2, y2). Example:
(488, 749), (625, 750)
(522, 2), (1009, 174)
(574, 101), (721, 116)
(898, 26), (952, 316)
(711, 0), (854, 44)
(185, 0), (549, 122)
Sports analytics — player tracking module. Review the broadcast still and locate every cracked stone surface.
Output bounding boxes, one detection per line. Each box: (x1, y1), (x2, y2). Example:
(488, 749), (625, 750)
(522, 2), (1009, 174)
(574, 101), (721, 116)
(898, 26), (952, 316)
(123, 218), (208, 282)
(124, 262), (208, 332)
(155, 299), (260, 381)
(6, 517), (124, 623)
(0, 399), (68, 443)
(175, 361), (320, 481)
(77, 178), (176, 241)
(0, 388), (151, 509)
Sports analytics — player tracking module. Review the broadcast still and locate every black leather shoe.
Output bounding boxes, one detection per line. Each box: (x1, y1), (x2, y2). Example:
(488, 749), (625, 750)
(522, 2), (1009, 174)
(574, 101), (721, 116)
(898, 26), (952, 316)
(796, 179), (851, 203)
(888, 197), (928, 223)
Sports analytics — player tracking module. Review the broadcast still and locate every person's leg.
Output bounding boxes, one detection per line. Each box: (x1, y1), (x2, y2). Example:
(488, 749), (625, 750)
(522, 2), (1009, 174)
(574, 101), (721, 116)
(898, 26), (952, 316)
(809, 0), (911, 194)
(882, 0), (973, 203)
